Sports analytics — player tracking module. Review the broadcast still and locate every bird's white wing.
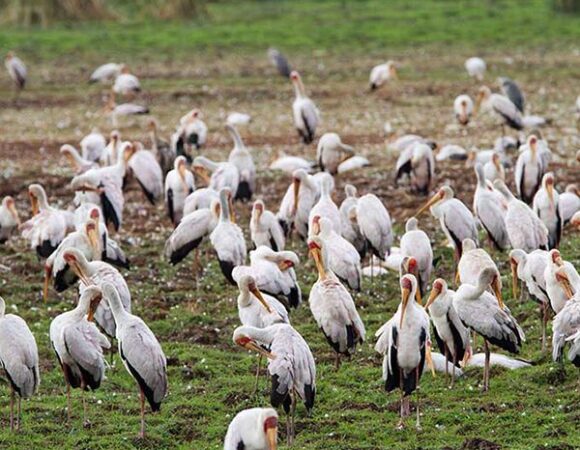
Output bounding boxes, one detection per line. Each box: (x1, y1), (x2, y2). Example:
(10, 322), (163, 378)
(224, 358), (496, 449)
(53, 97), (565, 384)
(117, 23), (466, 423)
(129, 151), (164, 203)
(63, 320), (109, 377)
(164, 209), (214, 262)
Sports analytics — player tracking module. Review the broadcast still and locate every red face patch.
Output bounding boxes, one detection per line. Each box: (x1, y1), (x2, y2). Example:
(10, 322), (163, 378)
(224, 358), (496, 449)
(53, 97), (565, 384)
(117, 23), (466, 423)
(90, 209), (100, 219)
(551, 251), (560, 263)
(236, 336), (251, 347)
(264, 416), (278, 432)
(434, 280), (443, 291)
(284, 260), (295, 268)
(407, 258), (417, 273)
(63, 253), (75, 263)
(401, 277), (412, 290)
(308, 241), (321, 250)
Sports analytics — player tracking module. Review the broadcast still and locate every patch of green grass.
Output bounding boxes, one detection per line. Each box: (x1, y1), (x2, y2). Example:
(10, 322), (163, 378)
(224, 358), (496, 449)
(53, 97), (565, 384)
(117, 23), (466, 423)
(0, 0), (579, 60)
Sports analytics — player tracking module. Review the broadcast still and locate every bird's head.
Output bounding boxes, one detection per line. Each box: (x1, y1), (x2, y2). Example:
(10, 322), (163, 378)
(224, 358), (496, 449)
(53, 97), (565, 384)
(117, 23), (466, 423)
(238, 275), (272, 313)
(399, 274), (416, 327)
(63, 249), (92, 286)
(555, 268), (575, 300)
(425, 278), (447, 309)
(308, 237), (326, 279)
(474, 86), (491, 114)
(262, 411), (278, 450)
(543, 173), (555, 204)
(509, 249), (526, 300)
(81, 285), (103, 322)
(233, 328), (276, 360)
(85, 219), (101, 253)
(413, 186), (448, 217)
(147, 118), (158, 131)
(27, 184), (45, 216)
(310, 215), (321, 235)
(290, 71), (300, 82)
(5, 51), (14, 61)
(550, 249), (563, 266)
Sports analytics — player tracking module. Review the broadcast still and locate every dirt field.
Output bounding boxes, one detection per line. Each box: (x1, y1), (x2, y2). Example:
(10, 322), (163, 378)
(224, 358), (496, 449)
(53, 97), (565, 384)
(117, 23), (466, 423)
(0, 49), (579, 449)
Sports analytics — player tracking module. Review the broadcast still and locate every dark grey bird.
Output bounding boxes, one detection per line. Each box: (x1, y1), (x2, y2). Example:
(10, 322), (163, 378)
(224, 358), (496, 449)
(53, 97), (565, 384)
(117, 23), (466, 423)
(268, 48), (292, 78)
(499, 77), (525, 113)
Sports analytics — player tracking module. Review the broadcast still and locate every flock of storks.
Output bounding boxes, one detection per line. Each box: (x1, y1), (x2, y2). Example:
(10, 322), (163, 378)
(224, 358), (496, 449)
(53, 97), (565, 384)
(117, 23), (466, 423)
(1, 49), (579, 449)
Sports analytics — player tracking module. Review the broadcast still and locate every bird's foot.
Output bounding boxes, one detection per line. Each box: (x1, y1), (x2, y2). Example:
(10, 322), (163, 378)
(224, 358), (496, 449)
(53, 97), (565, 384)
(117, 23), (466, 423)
(83, 419), (92, 429)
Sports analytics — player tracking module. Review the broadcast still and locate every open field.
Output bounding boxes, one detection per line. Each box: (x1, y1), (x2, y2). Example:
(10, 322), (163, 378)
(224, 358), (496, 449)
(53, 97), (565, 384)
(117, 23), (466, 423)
(1, 2), (580, 449)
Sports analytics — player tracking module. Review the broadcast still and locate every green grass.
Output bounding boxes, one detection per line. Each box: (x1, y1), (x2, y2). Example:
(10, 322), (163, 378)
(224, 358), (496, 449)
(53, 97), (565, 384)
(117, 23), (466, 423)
(0, 0), (579, 60)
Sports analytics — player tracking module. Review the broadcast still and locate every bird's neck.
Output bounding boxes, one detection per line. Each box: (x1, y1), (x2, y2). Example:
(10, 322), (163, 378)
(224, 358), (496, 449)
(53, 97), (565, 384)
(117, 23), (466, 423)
(0, 298), (5, 318)
(293, 80), (306, 99)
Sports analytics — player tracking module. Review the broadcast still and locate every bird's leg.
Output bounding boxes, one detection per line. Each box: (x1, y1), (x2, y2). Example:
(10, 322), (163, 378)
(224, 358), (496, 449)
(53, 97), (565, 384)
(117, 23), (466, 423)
(139, 388), (146, 439)
(335, 353), (341, 370)
(291, 389), (297, 445)
(17, 396), (21, 431)
(370, 255), (374, 289)
(397, 369), (405, 429)
(483, 340), (490, 392)
(66, 383), (72, 425)
(252, 355), (262, 396)
(415, 369), (422, 431)
(471, 331), (478, 351)
(82, 388), (91, 428)
(541, 303), (548, 353)
(451, 354), (457, 389)
(444, 347), (449, 382)
(10, 386), (14, 432)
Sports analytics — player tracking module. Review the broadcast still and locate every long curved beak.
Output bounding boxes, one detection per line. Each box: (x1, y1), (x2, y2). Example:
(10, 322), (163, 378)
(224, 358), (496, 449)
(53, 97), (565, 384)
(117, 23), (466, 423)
(29, 193), (39, 216)
(292, 178), (301, 215)
(228, 193), (236, 224)
(87, 227), (100, 254)
(277, 260), (294, 271)
(193, 165), (210, 184)
(178, 163), (189, 191)
(266, 426), (278, 450)
(243, 340), (276, 360)
(309, 246), (326, 279)
(426, 342), (436, 377)
(250, 285), (272, 313)
(510, 259), (519, 300)
(424, 287), (440, 309)
(87, 294), (102, 322)
(492, 276), (505, 309)
(414, 192), (441, 217)
(473, 92), (484, 115)
(546, 183), (554, 206)
(69, 261), (92, 286)
(399, 287), (411, 328)
(43, 265), (52, 303)
(556, 271), (574, 300)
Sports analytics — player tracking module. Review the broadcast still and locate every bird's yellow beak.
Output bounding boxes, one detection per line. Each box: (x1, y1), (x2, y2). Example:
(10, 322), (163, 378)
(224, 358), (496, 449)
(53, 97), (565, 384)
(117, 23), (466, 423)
(249, 284), (272, 313)
(87, 293), (102, 322)
(389, 65), (398, 80)
(68, 260), (92, 287)
(43, 264), (52, 303)
(277, 259), (294, 271)
(555, 270), (574, 300)
(308, 243), (326, 280)
(29, 192), (39, 216)
(7, 201), (19, 225)
(414, 191), (443, 217)
(193, 165), (210, 184)
(237, 337), (276, 360)
(87, 224), (100, 253)
(399, 287), (411, 328)
(292, 177), (301, 216)
(492, 275), (505, 309)
(473, 91), (485, 115)
(546, 181), (554, 206)
(426, 342), (436, 377)
(178, 161), (190, 192)
(425, 285), (441, 309)
(510, 258), (519, 300)
(266, 425), (278, 450)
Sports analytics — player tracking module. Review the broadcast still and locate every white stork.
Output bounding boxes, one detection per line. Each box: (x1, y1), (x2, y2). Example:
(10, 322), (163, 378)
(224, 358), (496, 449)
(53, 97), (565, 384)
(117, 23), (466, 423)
(224, 407), (278, 450)
(369, 61), (398, 91)
(551, 267), (580, 366)
(80, 129), (107, 163)
(509, 249), (550, 350)
(251, 199), (285, 252)
(493, 179), (548, 252)
(533, 172), (561, 249)
(425, 278), (470, 385)
(453, 268), (525, 391)
(544, 250), (578, 314)
(183, 187), (219, 217)
(227, 124), (256, 201)
(475, 85), (523, 133)
(353, 193), (393, 260)
(308, 173), (340, 233)
(105, 93), (150, 127)
(44, 219), (101, 302)
(210, 188), (246, 284)
(20, 184), (71, 258)
(375, 274), (431, 429)
(100, 130), (121, 166)
(233, 324), (315, 446)
(269, 153), (314, 174)
(558, 184), (579, 225)
(102, 282), (168, 438)
(339, 185), (366, 258)
(277, 169), (320, 239)
(63, 248), (132, 338)
(71, 142), (135, 232)
(165, 156), (195, 226)
(308, 236), (365, 367)
(290, 71), (320, 144)
(396, 142), (435, 195)
(89, 62), (121, 84)
(164, 199), (220, 267)
(435, 145), (468, 162)
(233, 246), (301, 309)
(458, 239), (504, 306)
(483, 152), (505, 183)
(60, 144), (98, 174)
(4, 51), (26, 90)
(465, 57), (486, 80)
(415, 186), (478, 260)
(126, 142), (164, 204)
(473, 163), (509, 250)
(400, 217), (433, 298)
(0, 196), (20, 243)
(515, 135), (545, 204)
(192, 156), (240, 196)
(176, 109), (207, 157)
(454, 94), (473, 125)
(310, 216), (361, 291)
(49, 286), (110, 425)
(113, 66), (141, 96)
(316, 132), (354, 175)
(0, 296), (39, 430)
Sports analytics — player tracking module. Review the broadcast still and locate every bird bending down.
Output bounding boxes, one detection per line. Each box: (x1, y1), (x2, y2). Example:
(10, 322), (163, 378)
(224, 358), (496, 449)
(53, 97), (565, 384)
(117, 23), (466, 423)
(0, 296), (40, 431)
(251, 199), (285, 251)
(233, 324), (315, 446)
(49, 286), (110, 426)
(453, 268), (525, 392)
(375, 274), (431, 429)
(102, 282), (168, 438)
(308, 236), (365, 368)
